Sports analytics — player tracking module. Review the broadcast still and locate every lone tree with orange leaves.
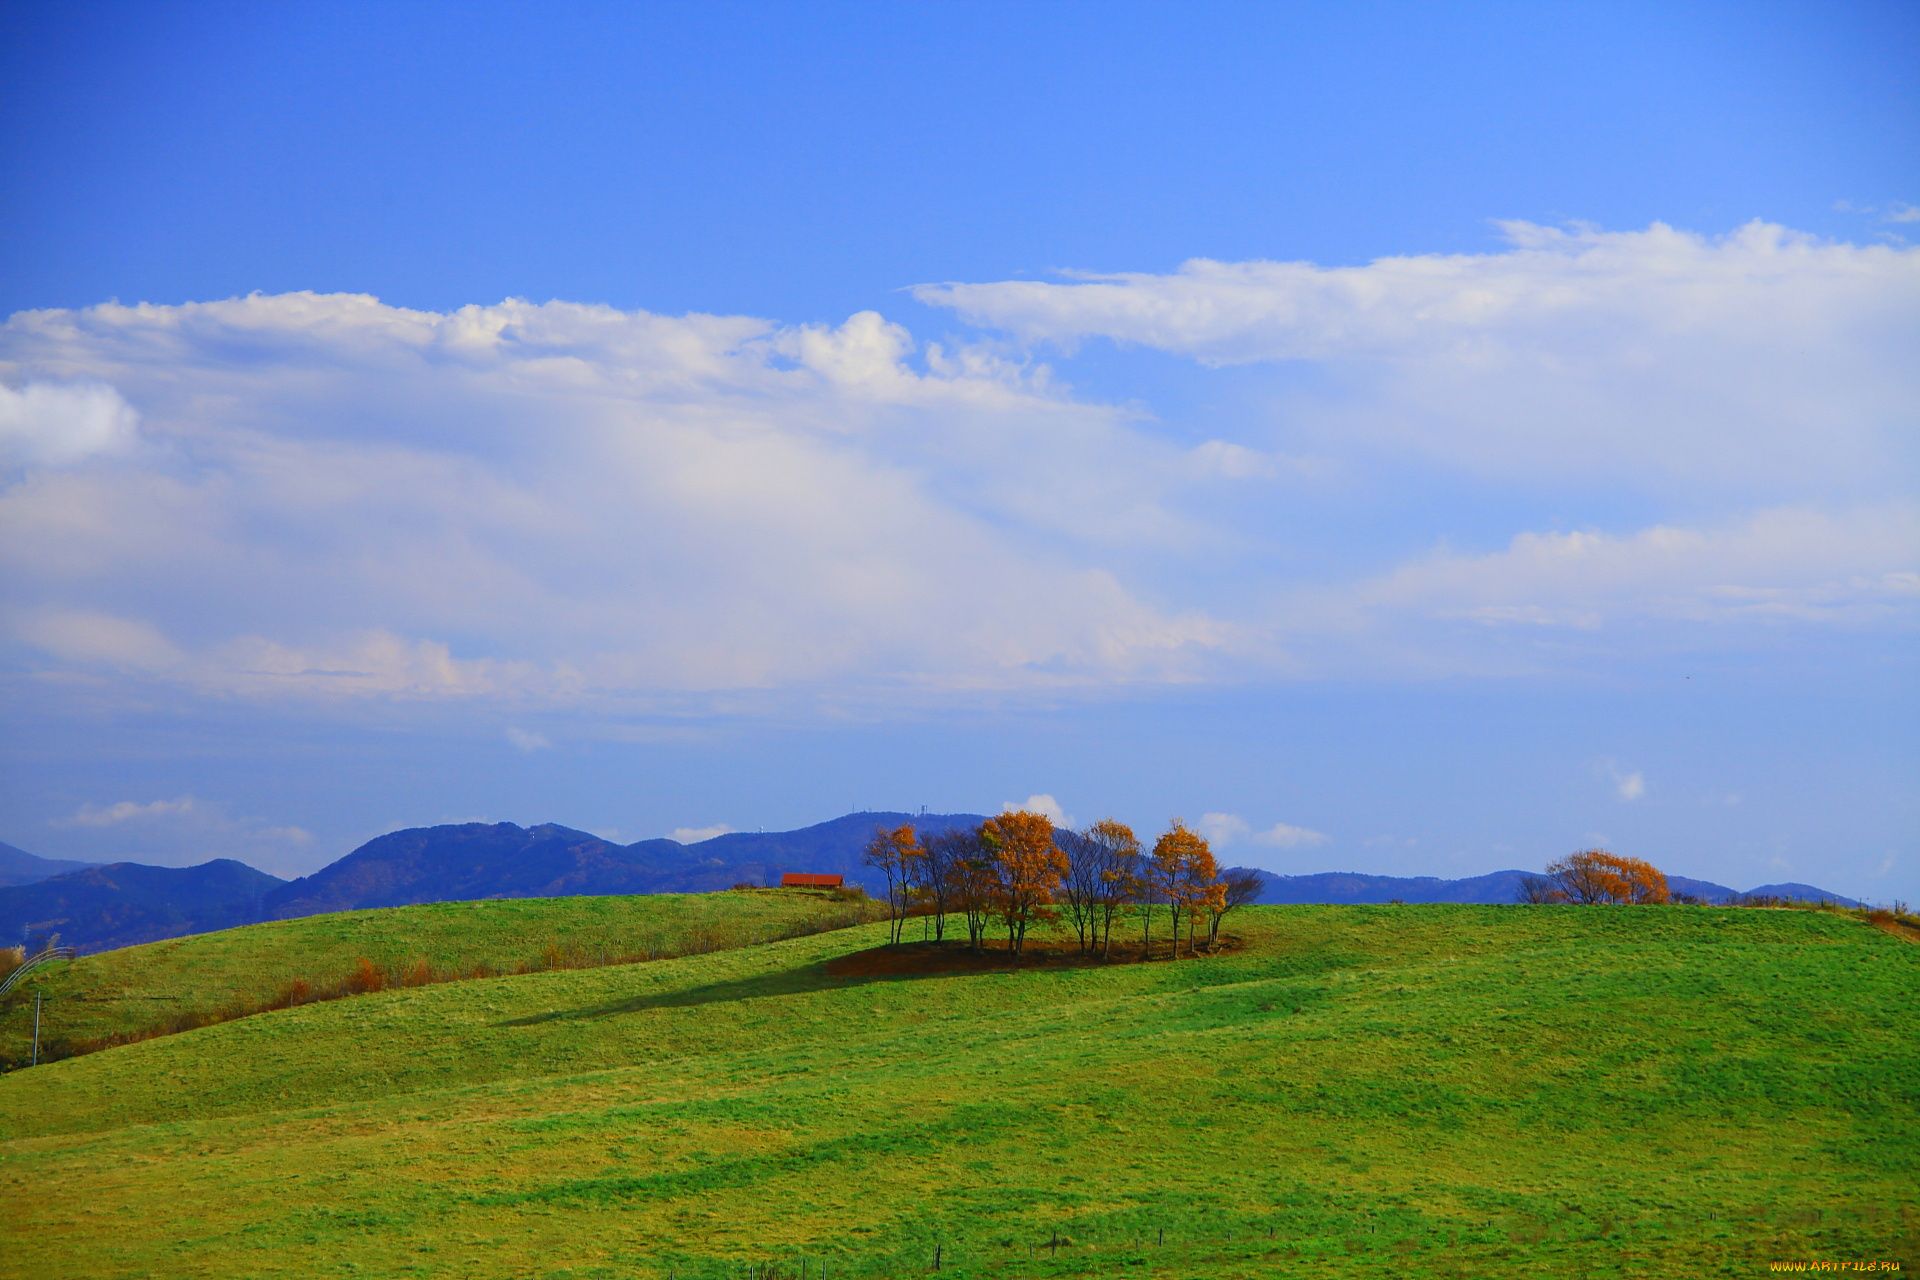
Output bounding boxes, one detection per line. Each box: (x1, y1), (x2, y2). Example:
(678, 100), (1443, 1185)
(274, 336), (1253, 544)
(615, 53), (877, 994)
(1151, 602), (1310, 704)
(978, 809), (1068, 960)
(862, 823), (922, 943)
(1519, 849), (1670, 905)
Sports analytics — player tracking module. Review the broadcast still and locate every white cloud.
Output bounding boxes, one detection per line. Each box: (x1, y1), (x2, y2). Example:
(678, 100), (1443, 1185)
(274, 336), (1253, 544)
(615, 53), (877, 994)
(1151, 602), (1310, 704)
(1312, 506), (1920, 660)
(65, 796), (200, 826)
(14, 608), (187, 672)
(1201, 812), (1329, 849)
(917, 222), (1920, 494)
(670, 824), (732, 844)
(1883, 203), (1920, 225)
(0, 294), (1232, 706)
(1199, 813), (1249, 846)
(1257, 822), (1331, 848)
(2, 232), (1913, 713)
(1594, 759), (1646, 802)
(505, 727), (552, 752)
(1003, 794), (1071, 826)
(0, 380), (140, 467)
(50, 795), (315, 873)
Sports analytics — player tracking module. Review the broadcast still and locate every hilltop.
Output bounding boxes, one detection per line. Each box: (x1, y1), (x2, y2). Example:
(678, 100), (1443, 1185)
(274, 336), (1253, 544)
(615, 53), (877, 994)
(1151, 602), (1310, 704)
(1, 898), (1913, 1277)
(0, 888), (877, 1069)
(0, 841), (97, 889)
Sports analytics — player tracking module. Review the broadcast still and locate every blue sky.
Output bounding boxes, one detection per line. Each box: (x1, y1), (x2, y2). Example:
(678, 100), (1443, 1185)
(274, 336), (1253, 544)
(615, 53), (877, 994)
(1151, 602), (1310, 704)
(2, 1), (1915, 900)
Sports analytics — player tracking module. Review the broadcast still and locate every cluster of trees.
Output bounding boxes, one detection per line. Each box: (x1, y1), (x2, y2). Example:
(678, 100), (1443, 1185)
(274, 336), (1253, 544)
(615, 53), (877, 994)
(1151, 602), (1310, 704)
(1519, 849), (1670, 905)
(861, 810), (1263, 960)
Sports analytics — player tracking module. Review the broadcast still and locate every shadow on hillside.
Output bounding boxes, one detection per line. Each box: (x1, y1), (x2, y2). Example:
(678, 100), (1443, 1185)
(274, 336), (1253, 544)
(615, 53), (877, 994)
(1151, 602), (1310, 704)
(495, 960), (888, 1025)
(495, 938), (1226, 1026)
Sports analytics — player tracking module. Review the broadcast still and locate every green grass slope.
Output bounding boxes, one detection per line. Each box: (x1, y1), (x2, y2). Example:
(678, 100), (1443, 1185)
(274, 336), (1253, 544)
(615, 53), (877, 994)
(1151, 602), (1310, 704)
(0, 888), (872, 1066)
(2, 903), (1915, 1279)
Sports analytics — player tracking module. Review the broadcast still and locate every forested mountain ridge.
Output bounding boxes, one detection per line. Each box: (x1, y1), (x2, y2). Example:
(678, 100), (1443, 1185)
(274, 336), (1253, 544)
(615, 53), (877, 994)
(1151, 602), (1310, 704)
(1, 859), (286, 953)
(0, 813), (985, 953)
(0, 841), (99, 889)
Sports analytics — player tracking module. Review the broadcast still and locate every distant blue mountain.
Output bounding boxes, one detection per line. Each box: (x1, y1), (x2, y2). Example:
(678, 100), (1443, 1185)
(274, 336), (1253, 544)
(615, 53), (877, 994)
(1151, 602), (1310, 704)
(0, 841), (99, 889)
(0, 859), (285, 954)
(0, 812), (1866, 955)
(260, 810), (987, 921)
(0, 812), (991, 952)
(1241, 868), (1861, 908)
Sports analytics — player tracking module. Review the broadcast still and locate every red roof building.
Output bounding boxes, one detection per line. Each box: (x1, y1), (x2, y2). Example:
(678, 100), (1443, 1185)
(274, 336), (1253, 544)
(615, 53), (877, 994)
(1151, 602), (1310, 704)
(780, 872), (844, 889)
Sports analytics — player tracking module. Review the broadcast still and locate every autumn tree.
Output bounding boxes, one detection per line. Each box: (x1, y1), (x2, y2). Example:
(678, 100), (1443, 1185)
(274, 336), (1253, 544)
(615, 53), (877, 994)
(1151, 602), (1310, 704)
(1070, 819), (1142, 959)
(862, 823), (921, 943)
(979, 809), (1068, 960)
(916, 827), (970, 941)
(1205, 867), (1264, 950)
(1149, 820), (1220, 958)
(950, 830), (998, 952)
(1524, 849), (1670, 905)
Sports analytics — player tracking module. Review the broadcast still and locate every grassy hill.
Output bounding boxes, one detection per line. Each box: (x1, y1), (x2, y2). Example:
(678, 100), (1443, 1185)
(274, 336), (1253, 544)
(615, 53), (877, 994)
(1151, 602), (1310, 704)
(0, 888), (875, 1067)
(1, 901), (1915, 1278)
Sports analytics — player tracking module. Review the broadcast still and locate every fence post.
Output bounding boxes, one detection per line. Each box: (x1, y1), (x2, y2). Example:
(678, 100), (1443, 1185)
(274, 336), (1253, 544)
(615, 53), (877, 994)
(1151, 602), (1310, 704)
(32, 991), (43, 1065)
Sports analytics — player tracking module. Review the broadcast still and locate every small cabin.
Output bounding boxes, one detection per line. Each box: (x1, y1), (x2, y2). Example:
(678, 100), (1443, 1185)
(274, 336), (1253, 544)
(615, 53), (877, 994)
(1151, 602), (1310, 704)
(780, 872), (844, 889)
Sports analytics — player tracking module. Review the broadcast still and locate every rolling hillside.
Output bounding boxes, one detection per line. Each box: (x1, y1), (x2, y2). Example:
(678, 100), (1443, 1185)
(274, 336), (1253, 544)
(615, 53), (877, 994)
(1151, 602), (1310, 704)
(0, 888), (878, 1068)
(1, 899), (1913, 1278)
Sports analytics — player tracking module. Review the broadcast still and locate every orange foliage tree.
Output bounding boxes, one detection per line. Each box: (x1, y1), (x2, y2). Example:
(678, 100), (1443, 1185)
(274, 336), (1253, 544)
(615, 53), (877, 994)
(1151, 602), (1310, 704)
(1149, 820), (1222, 958)
(1527, 849), (1670, 905)
(1206, 868), (1264, 950)
(979, 809), (1068, 959)
(862, 823), (922, 943)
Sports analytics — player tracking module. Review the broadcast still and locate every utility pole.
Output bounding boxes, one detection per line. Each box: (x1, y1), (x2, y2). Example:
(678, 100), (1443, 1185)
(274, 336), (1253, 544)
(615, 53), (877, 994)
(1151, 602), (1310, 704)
(31, 991), (42, 1066)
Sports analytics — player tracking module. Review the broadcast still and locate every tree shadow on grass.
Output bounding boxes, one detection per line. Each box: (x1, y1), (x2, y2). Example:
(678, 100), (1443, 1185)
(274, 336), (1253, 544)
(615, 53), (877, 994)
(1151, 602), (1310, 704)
(495, 960), (893, 1025)
(494, 939), (1199, 1026)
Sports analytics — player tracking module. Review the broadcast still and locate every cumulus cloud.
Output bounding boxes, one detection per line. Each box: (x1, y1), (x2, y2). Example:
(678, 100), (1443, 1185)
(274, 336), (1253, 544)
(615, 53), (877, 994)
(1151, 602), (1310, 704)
(917, 222), (1920, 494)
(670, 824), (732, 844)
(0, 380), (140, 467)
(1003, 794), (1071, 826)
(505, 727), (552, 752)
(2, 230), (1912, 713)
(0, 294), (1233, 706)
(1201, 812), (1330, 849)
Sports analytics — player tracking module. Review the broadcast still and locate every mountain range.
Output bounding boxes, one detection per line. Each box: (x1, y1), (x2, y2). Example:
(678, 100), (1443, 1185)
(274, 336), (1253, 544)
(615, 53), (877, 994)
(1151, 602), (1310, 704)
(1246, 869), (1859, 909)
(0, 814), (1864, 954)
(0, 841), (100, 889)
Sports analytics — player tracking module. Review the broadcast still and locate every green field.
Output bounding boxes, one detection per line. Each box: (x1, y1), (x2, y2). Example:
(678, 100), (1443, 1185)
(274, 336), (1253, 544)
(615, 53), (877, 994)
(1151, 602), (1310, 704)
(0, 889), (876, 1066)
(1, 900), (1915, 1278)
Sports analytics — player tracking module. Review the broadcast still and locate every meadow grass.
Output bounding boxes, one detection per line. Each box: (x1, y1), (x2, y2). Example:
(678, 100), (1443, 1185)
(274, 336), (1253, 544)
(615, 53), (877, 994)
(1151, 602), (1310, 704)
(0, 889), (872, 1066)
(1, 901), (1915, 1278)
